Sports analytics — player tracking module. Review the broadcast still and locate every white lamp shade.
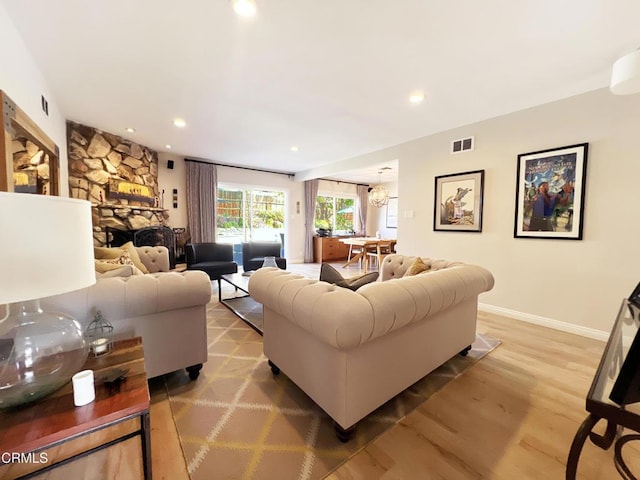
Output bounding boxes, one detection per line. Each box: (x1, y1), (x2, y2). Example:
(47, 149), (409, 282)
(611, 49), (640, 95)
(0, 192), (96, 304)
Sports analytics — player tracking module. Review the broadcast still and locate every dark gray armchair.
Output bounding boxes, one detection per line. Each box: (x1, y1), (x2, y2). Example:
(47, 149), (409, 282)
(242, 242), (286, 272)
(186, 243), (238, 295)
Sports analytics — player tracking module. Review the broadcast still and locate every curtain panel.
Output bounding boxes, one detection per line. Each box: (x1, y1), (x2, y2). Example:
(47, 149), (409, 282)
(303, 179), (319, 263)
(186, 160), (217, 243)
(356, 184), (369, 236)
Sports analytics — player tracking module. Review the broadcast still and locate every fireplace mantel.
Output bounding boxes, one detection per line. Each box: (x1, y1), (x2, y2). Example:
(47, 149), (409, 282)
(92, 203), (168, 213)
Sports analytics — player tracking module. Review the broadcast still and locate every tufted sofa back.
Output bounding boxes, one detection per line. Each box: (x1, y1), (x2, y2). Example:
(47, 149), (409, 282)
(137, 245), (171, 273)
(248, 255), (494, 350)
(379, 254), (463, 280)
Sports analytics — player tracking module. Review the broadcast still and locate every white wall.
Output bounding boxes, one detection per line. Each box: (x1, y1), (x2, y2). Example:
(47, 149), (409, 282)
(158, 154), (306, 263)
(340, 88), (640, 338)
(366, 181), (398, 239)
(157, 152), (188, 228)
(0, 4), (68, 195)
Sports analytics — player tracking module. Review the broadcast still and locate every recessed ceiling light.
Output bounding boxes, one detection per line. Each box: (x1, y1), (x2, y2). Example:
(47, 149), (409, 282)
(165, 144), (172, 149)
(290, 145), (299, 152)
(125, 127), (135, 133)
(232, 0), (257, 17)
(409, 90), (425, 104)
(173, 118), (186, 128)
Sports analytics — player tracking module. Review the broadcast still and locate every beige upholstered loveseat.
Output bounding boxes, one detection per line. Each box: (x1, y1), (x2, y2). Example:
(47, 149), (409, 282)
(248, 254), (494, 440)
(42, 246), (212, 379)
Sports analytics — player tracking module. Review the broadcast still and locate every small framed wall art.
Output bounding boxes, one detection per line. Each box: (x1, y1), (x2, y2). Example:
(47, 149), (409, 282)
(386, 197), (398, 228)
(433, 169), (485, 232)
(514, 143), (588, 240)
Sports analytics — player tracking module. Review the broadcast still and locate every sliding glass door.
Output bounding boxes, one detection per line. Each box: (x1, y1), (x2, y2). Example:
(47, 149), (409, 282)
(217, 186), (285, 263)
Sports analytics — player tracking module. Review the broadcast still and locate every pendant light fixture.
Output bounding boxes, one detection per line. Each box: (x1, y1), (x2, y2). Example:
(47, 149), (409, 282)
(368, 169), (390, 208)
(611, 48), (640, 95)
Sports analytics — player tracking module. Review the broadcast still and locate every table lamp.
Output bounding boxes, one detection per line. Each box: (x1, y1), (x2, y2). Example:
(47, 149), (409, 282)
(0, 192), (96, 409)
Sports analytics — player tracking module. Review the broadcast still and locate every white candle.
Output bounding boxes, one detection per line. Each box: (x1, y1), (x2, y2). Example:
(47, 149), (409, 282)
(72, 370), (95, 406)
(92, 337), (109, 354)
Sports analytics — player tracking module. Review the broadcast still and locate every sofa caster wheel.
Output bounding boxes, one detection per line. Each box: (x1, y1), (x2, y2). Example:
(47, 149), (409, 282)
(334, 422), (355, 443)
(186, 364), (203, 380)
(268, 360), (280, 375)
(459, 345), (472, 357)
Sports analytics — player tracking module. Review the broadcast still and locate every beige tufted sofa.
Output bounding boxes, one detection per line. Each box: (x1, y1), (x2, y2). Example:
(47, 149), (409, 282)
(248, 254), (494, 439)
(42, 246), (212, 379)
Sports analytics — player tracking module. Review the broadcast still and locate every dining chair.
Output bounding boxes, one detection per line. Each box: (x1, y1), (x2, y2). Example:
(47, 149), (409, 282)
(366, 240), (396, 270)
(346, 243), (364, 267)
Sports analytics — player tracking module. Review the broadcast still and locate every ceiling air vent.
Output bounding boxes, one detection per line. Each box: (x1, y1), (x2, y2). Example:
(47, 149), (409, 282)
(451, 136), (474, 154)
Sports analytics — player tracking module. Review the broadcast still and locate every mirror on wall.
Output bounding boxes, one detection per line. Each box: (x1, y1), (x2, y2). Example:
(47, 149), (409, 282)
(0, 90), (60, 195)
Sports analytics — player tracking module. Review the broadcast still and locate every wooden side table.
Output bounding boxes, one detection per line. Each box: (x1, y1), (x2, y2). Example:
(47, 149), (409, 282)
(0, 337), (151, 479)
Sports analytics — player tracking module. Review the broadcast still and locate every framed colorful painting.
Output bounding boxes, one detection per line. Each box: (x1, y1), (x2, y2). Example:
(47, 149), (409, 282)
(514, 143), (588, 240)
(433, 170), (484, 232)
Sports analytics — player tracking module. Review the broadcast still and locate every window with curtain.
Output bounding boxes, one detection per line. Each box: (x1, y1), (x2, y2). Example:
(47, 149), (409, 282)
(314, 195), (355, 234)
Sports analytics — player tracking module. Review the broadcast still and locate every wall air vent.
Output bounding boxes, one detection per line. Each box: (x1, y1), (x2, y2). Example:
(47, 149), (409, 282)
(451, 136), (474, 154)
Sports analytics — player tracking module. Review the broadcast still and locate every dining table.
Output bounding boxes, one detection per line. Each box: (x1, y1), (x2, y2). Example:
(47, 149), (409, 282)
(340, 237), (396, 273)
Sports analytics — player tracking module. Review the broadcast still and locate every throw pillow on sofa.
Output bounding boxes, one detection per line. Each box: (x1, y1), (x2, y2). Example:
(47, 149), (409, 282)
(120, 242), (150, 274)
(95, 265), (136, 279)
(94, 250), (144, 275)
(94, 246), (124, 260)
(403, 257), (430, 277)
(94, 243), (150, 274)
(319, 263), (379, 291)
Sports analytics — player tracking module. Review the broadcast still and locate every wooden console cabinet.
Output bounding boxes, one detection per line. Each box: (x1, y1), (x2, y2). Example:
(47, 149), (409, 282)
(313, 236), (351, 263)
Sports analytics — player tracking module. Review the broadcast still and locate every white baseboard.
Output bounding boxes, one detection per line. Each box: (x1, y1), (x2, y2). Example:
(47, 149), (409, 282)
(478, 303), (609, 342)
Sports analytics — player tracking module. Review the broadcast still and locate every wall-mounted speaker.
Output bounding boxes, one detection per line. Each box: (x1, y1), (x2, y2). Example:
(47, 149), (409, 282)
(167, 160), (174, 169)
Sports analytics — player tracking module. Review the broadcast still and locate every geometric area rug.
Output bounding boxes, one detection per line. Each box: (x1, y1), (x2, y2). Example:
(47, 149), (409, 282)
(164, 302), (501, 480)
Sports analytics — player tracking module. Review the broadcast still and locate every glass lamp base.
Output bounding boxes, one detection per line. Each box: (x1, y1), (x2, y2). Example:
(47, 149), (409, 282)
(0, 300), (88, 409)
(262, 256), (278, 268)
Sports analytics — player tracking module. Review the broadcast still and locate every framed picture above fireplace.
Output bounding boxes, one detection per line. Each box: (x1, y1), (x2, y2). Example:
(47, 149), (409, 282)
(108, 179), (155, 203)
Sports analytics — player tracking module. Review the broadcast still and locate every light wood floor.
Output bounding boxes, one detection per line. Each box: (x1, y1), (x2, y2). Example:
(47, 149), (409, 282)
(80, 262), (640, 478)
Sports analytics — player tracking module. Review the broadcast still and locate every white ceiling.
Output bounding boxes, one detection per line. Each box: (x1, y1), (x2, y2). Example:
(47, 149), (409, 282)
(2, 0), (639, 184)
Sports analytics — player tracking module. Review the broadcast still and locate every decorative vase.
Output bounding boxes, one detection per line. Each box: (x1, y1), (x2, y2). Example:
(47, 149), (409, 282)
(0, 300), (89, 409)
(262, 256), (278, 268)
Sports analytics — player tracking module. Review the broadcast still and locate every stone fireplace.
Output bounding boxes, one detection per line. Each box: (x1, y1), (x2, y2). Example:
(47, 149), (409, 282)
(67, 121), (169, 246)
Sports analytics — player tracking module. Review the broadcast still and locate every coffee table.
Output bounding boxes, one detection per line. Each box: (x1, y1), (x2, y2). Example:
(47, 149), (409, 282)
(220, 272), (263, 334)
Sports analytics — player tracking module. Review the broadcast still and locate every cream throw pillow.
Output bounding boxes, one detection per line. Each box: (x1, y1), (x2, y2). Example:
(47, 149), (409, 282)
(120, 241), (150, 274)
(94, 250), (144, 275)
(95, 260), (130, 274)
(94, 243), (149, 274)
(96, 265), (136, 278)
(403, 257), (430, 277)
(94, 246), (125, 260)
